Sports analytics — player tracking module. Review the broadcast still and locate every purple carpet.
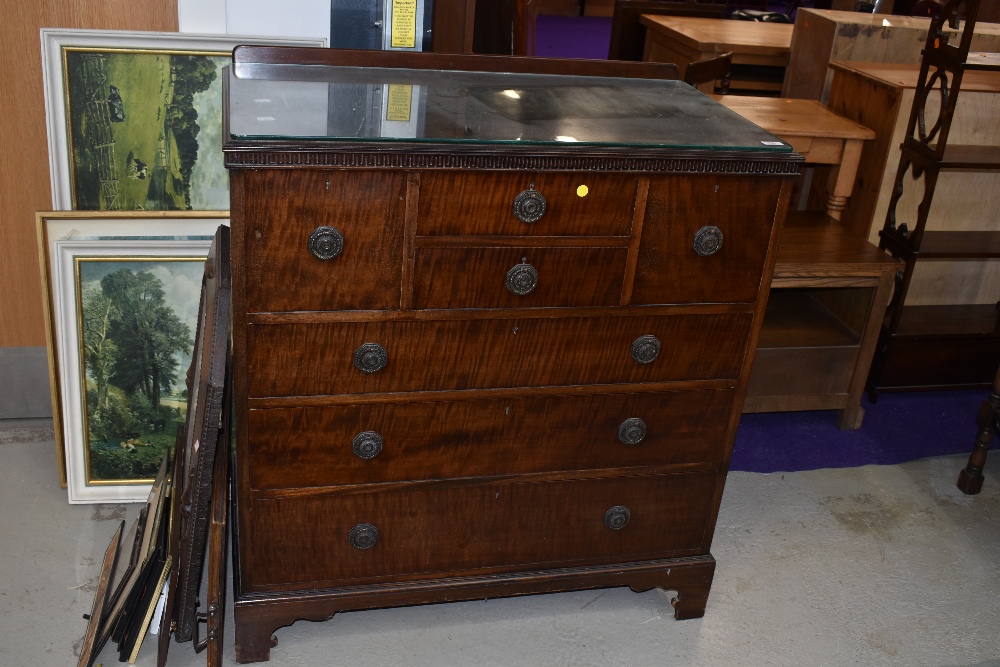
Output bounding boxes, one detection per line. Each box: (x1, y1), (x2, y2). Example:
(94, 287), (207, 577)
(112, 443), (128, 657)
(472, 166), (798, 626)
(731, 390), (984, 472)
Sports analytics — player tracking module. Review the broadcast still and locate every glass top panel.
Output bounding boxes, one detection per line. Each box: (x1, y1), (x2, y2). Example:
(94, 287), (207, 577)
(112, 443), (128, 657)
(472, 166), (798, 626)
(227, 64), (791, 152)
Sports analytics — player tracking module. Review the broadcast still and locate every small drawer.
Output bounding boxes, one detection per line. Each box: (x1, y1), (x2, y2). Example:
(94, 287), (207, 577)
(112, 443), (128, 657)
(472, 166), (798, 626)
(632, 174), (782, 305)
(238, 169), (406, 312)
(245, 470), (718, 590)
(417, 172), (637, 237)
(247, 389), (736, 490)
(412, 246), (628, 309)
(246, 311), (754, 397)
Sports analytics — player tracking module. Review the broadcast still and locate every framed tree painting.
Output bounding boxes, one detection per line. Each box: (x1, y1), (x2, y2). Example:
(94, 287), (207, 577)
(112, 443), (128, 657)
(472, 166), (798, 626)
(38, 211), (228, 503)
(41, 28), (326, 211)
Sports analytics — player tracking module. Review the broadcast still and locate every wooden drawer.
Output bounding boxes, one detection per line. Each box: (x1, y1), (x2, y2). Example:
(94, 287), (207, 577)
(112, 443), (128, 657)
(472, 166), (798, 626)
(246, 311), (753, 397)
(412, 246), (628, 309)
(245, 470), (718, 590)
(237, 169), (406, 312)
(632, 175), (782, 305)
(418, 172), (637, 237)
(247, 389), (735, 490)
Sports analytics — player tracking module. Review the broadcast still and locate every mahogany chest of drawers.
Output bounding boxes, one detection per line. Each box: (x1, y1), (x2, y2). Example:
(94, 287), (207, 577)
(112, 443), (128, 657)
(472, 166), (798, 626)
(224, 46), (799, 663)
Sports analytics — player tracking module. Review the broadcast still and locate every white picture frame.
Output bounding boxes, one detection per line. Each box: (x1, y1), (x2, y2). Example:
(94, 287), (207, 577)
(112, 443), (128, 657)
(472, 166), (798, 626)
(38, 211), (229, 504)
(40, 28), (326, 211)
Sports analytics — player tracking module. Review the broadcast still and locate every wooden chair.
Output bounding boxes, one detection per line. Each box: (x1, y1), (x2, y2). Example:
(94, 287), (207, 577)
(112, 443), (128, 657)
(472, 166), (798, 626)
(683, 51), (733, 93)
(608, 0), (726, 61)
(957, 361), (1000, 495)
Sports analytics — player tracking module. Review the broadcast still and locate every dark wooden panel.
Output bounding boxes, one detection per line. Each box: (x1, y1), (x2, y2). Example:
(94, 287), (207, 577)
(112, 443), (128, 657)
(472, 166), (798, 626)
(246, 471), (718, 589)
(413, 246), (628, 309)
(632, 175), (780, 305)
(874, 332), (1000, 390)
(238, 169), (406, 312)
(418, 172), (638, 237)
(245, 312), (753, 397)
(247, 389), (735, 489)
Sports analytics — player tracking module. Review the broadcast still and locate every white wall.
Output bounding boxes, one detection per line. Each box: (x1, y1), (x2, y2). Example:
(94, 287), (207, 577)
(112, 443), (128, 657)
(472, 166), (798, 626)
(178, 0), (331, 41)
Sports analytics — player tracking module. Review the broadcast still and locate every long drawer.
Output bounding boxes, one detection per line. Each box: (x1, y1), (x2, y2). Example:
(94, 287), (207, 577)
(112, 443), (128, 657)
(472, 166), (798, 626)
(247, 389), (736, 490)
(245, 470), (718, 590)
(245, 311), (753, 397)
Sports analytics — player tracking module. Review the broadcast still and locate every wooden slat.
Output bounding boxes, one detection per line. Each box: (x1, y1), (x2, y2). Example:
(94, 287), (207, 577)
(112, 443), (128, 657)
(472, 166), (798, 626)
(894, 304), (1000, 337)
(939, 143), (1000, 169)
(912, 231), (1000, 258)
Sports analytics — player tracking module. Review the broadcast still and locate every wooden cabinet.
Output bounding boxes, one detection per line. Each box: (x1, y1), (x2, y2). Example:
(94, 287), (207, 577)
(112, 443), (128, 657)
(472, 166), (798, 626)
(744, 212), (900, 429)
(783, 8), (1000, 102)
(224, 46), (798, 663)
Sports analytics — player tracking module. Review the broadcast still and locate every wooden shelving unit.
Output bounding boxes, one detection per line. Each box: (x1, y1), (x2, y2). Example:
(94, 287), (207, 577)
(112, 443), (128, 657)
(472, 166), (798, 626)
(744, 212), (900, 430)
(866, 0), (1000, 397)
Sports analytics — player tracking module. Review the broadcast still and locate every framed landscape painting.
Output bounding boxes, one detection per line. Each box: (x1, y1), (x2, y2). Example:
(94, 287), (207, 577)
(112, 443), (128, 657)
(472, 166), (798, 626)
(41, 29), (326, 211)
(38, 212), (229, 503)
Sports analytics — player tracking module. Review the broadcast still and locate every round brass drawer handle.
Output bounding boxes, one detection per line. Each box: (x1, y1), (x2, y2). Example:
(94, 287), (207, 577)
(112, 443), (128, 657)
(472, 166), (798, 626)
(604, 506), (631, 531)
(349, 523), (379, 550)
(513, 185), (547, 224)
(617, 418), (647, 445)
(308, 226), (345, 260)
(506, 262), (539, 296)
(630, 335), (661, 365)
(352, 431), (384, 460)
(692, 225), (724, 257)
(353, 343), (388, 373)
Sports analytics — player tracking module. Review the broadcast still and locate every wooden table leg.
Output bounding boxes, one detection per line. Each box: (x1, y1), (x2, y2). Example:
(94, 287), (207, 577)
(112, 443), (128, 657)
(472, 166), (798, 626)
(825, 138), (863, 221)
(957, 362), (1000, 495)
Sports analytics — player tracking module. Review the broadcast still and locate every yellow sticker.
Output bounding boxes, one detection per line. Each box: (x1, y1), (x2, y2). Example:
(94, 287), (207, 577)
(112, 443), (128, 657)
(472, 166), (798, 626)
(386, 84), (412, 122)
(391, 0), (417, 48)
(577, 185), (589, 197)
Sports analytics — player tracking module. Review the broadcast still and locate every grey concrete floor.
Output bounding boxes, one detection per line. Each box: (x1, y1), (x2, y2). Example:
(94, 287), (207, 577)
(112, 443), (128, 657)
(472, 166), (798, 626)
(1, 421), (998, 667)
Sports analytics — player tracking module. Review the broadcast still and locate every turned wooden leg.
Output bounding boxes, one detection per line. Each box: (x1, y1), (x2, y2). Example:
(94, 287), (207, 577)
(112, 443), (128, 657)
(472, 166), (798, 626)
(957, 365), (1000, 495)
(824, 138), (864, 222)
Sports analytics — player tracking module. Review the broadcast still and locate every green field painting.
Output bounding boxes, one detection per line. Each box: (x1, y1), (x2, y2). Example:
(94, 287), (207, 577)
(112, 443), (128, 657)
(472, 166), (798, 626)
(65, 50), (229, 211)
(77, 258), (203, 482)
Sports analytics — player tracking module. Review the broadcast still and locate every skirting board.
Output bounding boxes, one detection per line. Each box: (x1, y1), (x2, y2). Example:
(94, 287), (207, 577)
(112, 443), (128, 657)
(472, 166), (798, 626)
(0, 347), (53, 420)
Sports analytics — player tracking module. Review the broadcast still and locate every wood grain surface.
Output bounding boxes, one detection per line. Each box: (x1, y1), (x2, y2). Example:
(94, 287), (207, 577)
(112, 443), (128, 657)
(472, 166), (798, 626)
(0, 0), (177, 348)
(247, 389), (736, 489)
(245, 470), (718, 590)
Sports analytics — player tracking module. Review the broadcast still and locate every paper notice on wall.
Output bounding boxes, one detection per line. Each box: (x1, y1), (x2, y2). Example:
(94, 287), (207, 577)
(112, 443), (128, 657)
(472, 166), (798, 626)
(391, 0), (417, 48)
(386, 84), (413, 122)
